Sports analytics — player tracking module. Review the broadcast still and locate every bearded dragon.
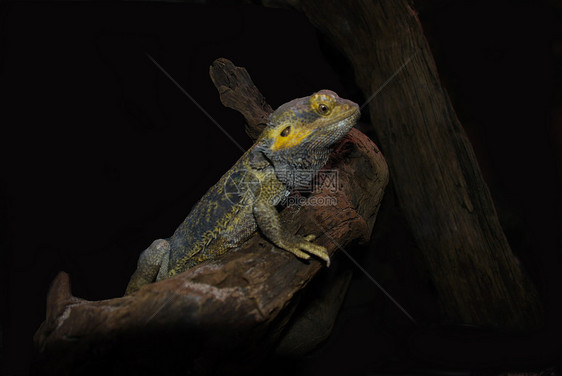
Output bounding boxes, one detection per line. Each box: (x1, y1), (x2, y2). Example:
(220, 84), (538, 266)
(125, 90), (360, 294)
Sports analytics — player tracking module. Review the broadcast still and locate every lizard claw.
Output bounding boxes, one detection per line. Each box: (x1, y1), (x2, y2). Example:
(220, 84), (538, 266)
(282, 234), (330, 267)
(286, 248), (312, 260)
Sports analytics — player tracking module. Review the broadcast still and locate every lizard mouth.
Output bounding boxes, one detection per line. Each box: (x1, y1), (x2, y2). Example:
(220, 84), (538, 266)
(327, 104), (360, 131)
(317, 105), (360, 147)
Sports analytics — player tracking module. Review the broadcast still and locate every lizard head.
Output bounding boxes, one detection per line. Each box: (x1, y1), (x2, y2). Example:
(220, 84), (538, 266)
(261, 89), (360, 155)
(251, 90), (360, 189)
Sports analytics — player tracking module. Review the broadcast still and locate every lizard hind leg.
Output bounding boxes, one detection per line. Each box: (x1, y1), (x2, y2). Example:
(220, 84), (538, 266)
(125, 239), (171, 295)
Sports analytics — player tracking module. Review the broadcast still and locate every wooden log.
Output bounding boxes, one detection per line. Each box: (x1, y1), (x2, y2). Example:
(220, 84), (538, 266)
(32, 59), (389, 375)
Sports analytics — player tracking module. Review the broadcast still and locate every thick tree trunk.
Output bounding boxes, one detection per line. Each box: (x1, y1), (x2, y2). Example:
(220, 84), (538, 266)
(266, 0), (541, 329)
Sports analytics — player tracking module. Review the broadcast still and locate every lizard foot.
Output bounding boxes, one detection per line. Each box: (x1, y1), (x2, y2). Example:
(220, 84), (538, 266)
(281, 234), (330, 267)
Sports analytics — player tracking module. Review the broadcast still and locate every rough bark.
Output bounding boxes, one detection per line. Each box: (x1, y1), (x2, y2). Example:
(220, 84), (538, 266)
(261, 0), (541, 329)
(32, 59), (389, 375)
(209, 58), (272, 140)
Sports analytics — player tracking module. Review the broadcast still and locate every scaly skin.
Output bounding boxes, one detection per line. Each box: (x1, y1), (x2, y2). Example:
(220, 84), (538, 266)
(125, 90), (360, 294)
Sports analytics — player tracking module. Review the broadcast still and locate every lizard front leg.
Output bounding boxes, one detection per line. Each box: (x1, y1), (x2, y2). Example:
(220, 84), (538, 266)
(125, 239), (171, 295)
(253, 200), (330, 266)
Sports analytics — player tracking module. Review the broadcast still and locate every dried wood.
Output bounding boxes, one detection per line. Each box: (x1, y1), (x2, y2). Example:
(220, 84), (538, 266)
(32, 59), (389, 375)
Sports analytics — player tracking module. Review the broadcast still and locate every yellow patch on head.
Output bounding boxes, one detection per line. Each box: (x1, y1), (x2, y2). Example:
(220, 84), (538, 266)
(271, 126), (315, 151)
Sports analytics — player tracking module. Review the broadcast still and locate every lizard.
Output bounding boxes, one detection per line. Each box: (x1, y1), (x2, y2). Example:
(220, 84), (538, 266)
(125, 89), (360, 295)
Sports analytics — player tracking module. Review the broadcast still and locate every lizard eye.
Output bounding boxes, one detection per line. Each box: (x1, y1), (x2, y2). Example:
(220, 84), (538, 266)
(317, 103), (331, 116)
(280, 126), (291, 137)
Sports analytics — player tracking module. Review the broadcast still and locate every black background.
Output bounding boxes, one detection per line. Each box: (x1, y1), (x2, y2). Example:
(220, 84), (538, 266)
(1, 1), (561, 375)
